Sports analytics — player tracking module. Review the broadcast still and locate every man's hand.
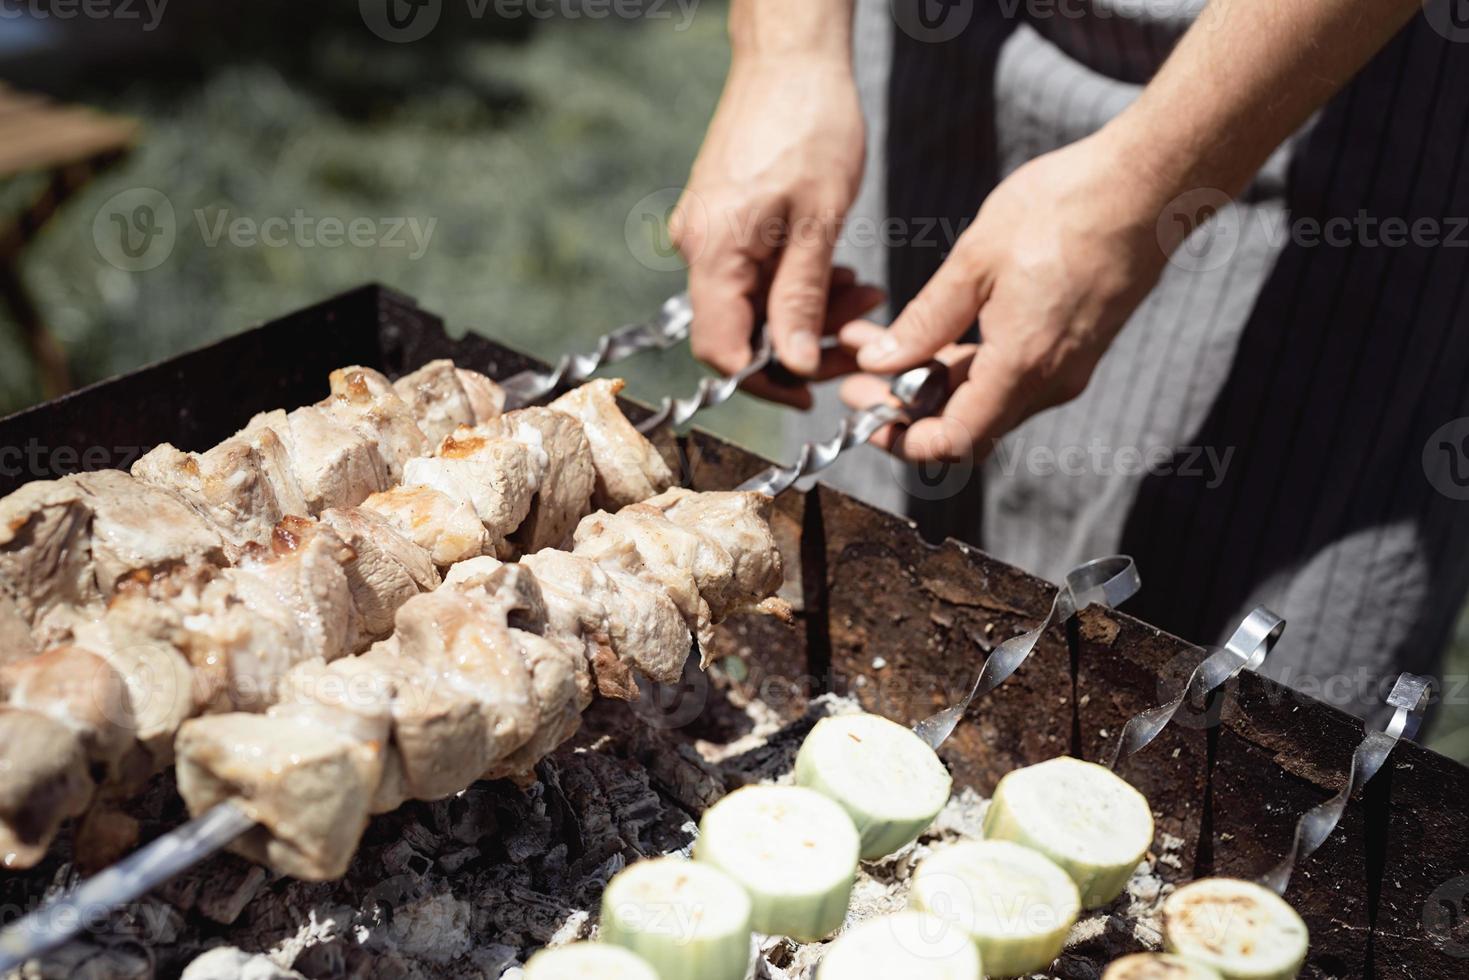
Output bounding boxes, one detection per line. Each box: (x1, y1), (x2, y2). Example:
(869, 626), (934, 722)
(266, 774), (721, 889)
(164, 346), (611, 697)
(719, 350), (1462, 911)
(839, 132), (1167, 462)
(839, 0), (1423, 461)
(673, 0), (882, 408)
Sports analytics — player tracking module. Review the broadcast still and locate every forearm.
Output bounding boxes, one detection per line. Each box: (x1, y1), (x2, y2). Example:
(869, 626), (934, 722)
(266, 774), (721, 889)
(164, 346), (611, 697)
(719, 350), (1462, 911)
(1108, 0), (1421, 205)
(728, 0), (854, 63)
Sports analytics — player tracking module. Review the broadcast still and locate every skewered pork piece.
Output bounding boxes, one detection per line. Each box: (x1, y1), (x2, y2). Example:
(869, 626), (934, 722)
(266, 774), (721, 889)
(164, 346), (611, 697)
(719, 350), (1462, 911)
(173, 490), (784, 880)
(0, 473), (226, 652)
(0, 369), (675, 870)
(549, 379), (675, 510)
(392, 359), (508, 445)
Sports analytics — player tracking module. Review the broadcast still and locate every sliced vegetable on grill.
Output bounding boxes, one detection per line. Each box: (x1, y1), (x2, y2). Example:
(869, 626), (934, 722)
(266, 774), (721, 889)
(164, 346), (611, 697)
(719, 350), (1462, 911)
(1102, 952), (1226, 979)
(909, 840), (1080, 978)
(1162, 878), (1308, 980)
(599, 857), (753, 980)
(983, 755), (1155, 908)
(524, 942), (659, 979)
(795, 712), (953, 859)
(694, 784), (860, 941)
(816, 911), (981, 979)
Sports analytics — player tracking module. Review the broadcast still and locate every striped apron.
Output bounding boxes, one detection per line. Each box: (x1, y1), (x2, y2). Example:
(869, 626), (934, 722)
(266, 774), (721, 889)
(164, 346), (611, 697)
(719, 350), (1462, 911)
(806, 0), (1469, 716)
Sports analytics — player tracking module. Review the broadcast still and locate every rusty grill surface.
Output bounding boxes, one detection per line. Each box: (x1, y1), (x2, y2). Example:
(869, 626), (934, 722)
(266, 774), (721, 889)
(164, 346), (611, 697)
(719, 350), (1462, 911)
(1, 285), (1467, 978)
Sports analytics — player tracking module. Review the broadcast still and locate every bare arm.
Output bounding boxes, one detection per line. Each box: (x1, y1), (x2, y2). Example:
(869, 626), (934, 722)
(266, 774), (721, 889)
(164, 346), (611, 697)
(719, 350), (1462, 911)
(675, 0), (882, 405)
(846, 0), (1428, 461)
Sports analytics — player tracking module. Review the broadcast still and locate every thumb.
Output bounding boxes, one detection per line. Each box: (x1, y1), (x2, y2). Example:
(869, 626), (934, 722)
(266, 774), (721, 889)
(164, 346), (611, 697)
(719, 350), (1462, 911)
(766, 210), (839, 375)
(857, 249), (988, 373)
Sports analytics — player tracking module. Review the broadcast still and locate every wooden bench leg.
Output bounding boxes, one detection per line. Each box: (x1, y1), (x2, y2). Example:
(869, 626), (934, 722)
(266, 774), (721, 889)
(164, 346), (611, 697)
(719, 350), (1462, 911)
(0, 255), (71, 399)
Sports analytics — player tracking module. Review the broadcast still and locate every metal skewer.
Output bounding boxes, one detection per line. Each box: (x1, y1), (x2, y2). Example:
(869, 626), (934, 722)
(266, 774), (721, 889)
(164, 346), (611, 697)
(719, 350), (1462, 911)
(499, 292), (694, 409)
(913, 556), (1141, 751)
(0, 346), (951, 973)
(1259, 670), (1433, 895)
(1103, 606), (1285, 770)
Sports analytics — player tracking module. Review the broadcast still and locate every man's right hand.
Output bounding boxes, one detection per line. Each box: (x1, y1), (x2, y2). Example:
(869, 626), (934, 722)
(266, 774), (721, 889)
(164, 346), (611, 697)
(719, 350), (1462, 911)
(671, 33), (880, 408)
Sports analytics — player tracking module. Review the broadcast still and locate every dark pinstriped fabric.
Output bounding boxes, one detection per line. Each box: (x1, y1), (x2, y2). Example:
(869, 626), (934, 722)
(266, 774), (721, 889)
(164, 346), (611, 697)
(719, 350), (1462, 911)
(862, 0), (1469, 716)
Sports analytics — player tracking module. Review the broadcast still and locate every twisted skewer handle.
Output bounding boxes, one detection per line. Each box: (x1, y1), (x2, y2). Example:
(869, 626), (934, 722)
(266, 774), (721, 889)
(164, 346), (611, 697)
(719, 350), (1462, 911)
(913, 556), (1141, 751)
(500, 293), (694, 409)
(636, 336), (777, 434)
(1103, 606), (1285, 770)
(737, 360), (949, 497)
(1259, 671), (1433, 895)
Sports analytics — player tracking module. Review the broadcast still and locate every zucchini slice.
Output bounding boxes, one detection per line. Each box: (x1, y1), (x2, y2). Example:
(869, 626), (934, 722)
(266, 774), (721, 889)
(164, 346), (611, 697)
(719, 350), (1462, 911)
(817, 911), (981, 979)
(909, 840), (1080, 978)
(599, 857), (753, 980)
(983, 756), (1154, 908)
(795, 712), (953, 859)
(525, 942), (659, 979)
(695, 784), (860, 942)
(1102, 952), (1225, 979)
(1161, 878), (1308, 980)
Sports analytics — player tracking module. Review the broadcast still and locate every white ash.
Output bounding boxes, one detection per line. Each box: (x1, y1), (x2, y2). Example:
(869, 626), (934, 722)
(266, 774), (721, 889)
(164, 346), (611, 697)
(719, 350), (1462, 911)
(5, 693), (1174, 980)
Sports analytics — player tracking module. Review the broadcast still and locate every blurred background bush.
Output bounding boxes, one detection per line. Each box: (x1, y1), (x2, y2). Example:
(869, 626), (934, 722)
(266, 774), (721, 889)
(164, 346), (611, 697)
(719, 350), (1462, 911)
(0, 0), (782, 448)
(1, 0), (1465, 759)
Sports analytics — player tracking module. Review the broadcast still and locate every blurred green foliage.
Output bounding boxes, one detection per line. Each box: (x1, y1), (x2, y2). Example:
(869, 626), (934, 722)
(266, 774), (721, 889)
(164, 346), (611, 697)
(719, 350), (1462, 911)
(0, 0), (784, 453)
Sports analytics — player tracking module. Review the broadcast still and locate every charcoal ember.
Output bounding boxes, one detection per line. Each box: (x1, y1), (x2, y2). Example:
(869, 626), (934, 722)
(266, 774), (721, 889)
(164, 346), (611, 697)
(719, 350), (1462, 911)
(626, 725), (727, 813)
(465, 944), (519, 977)
(197, 866), (268, 925)
(446, 786), (500, 845)
(381, 840), (435, 878)
(474, 881), (583, 947)
(372, 891), (473, 965)
(436, 847), (479, 874)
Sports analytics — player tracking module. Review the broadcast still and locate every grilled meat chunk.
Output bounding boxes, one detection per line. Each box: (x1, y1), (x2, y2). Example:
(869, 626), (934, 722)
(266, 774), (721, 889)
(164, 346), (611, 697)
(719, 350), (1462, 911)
(643, 489), (784, 614)
(549, 379), (674, 510)
(0, 481), (97, 632)
(359, 485), (490, 567)
(0, 707), (93, 870)
(0, 646), (136, 786)
(187, 518), (356, 711)
(572, 506), (725, 649)
(132, 438), (301, 558)
(519, 549), (689, 687)
(245, 407), (390, 515)
(403, 432), (538, 555)
(66, 471), (227, 594)
(176, 711), (381, 881)
(319, 507), (441, 651)
(392, 360), (505, 444)
(322, 367), (432, 483)
(487, 407), (596, 554)
(390, 588), (538, 775)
